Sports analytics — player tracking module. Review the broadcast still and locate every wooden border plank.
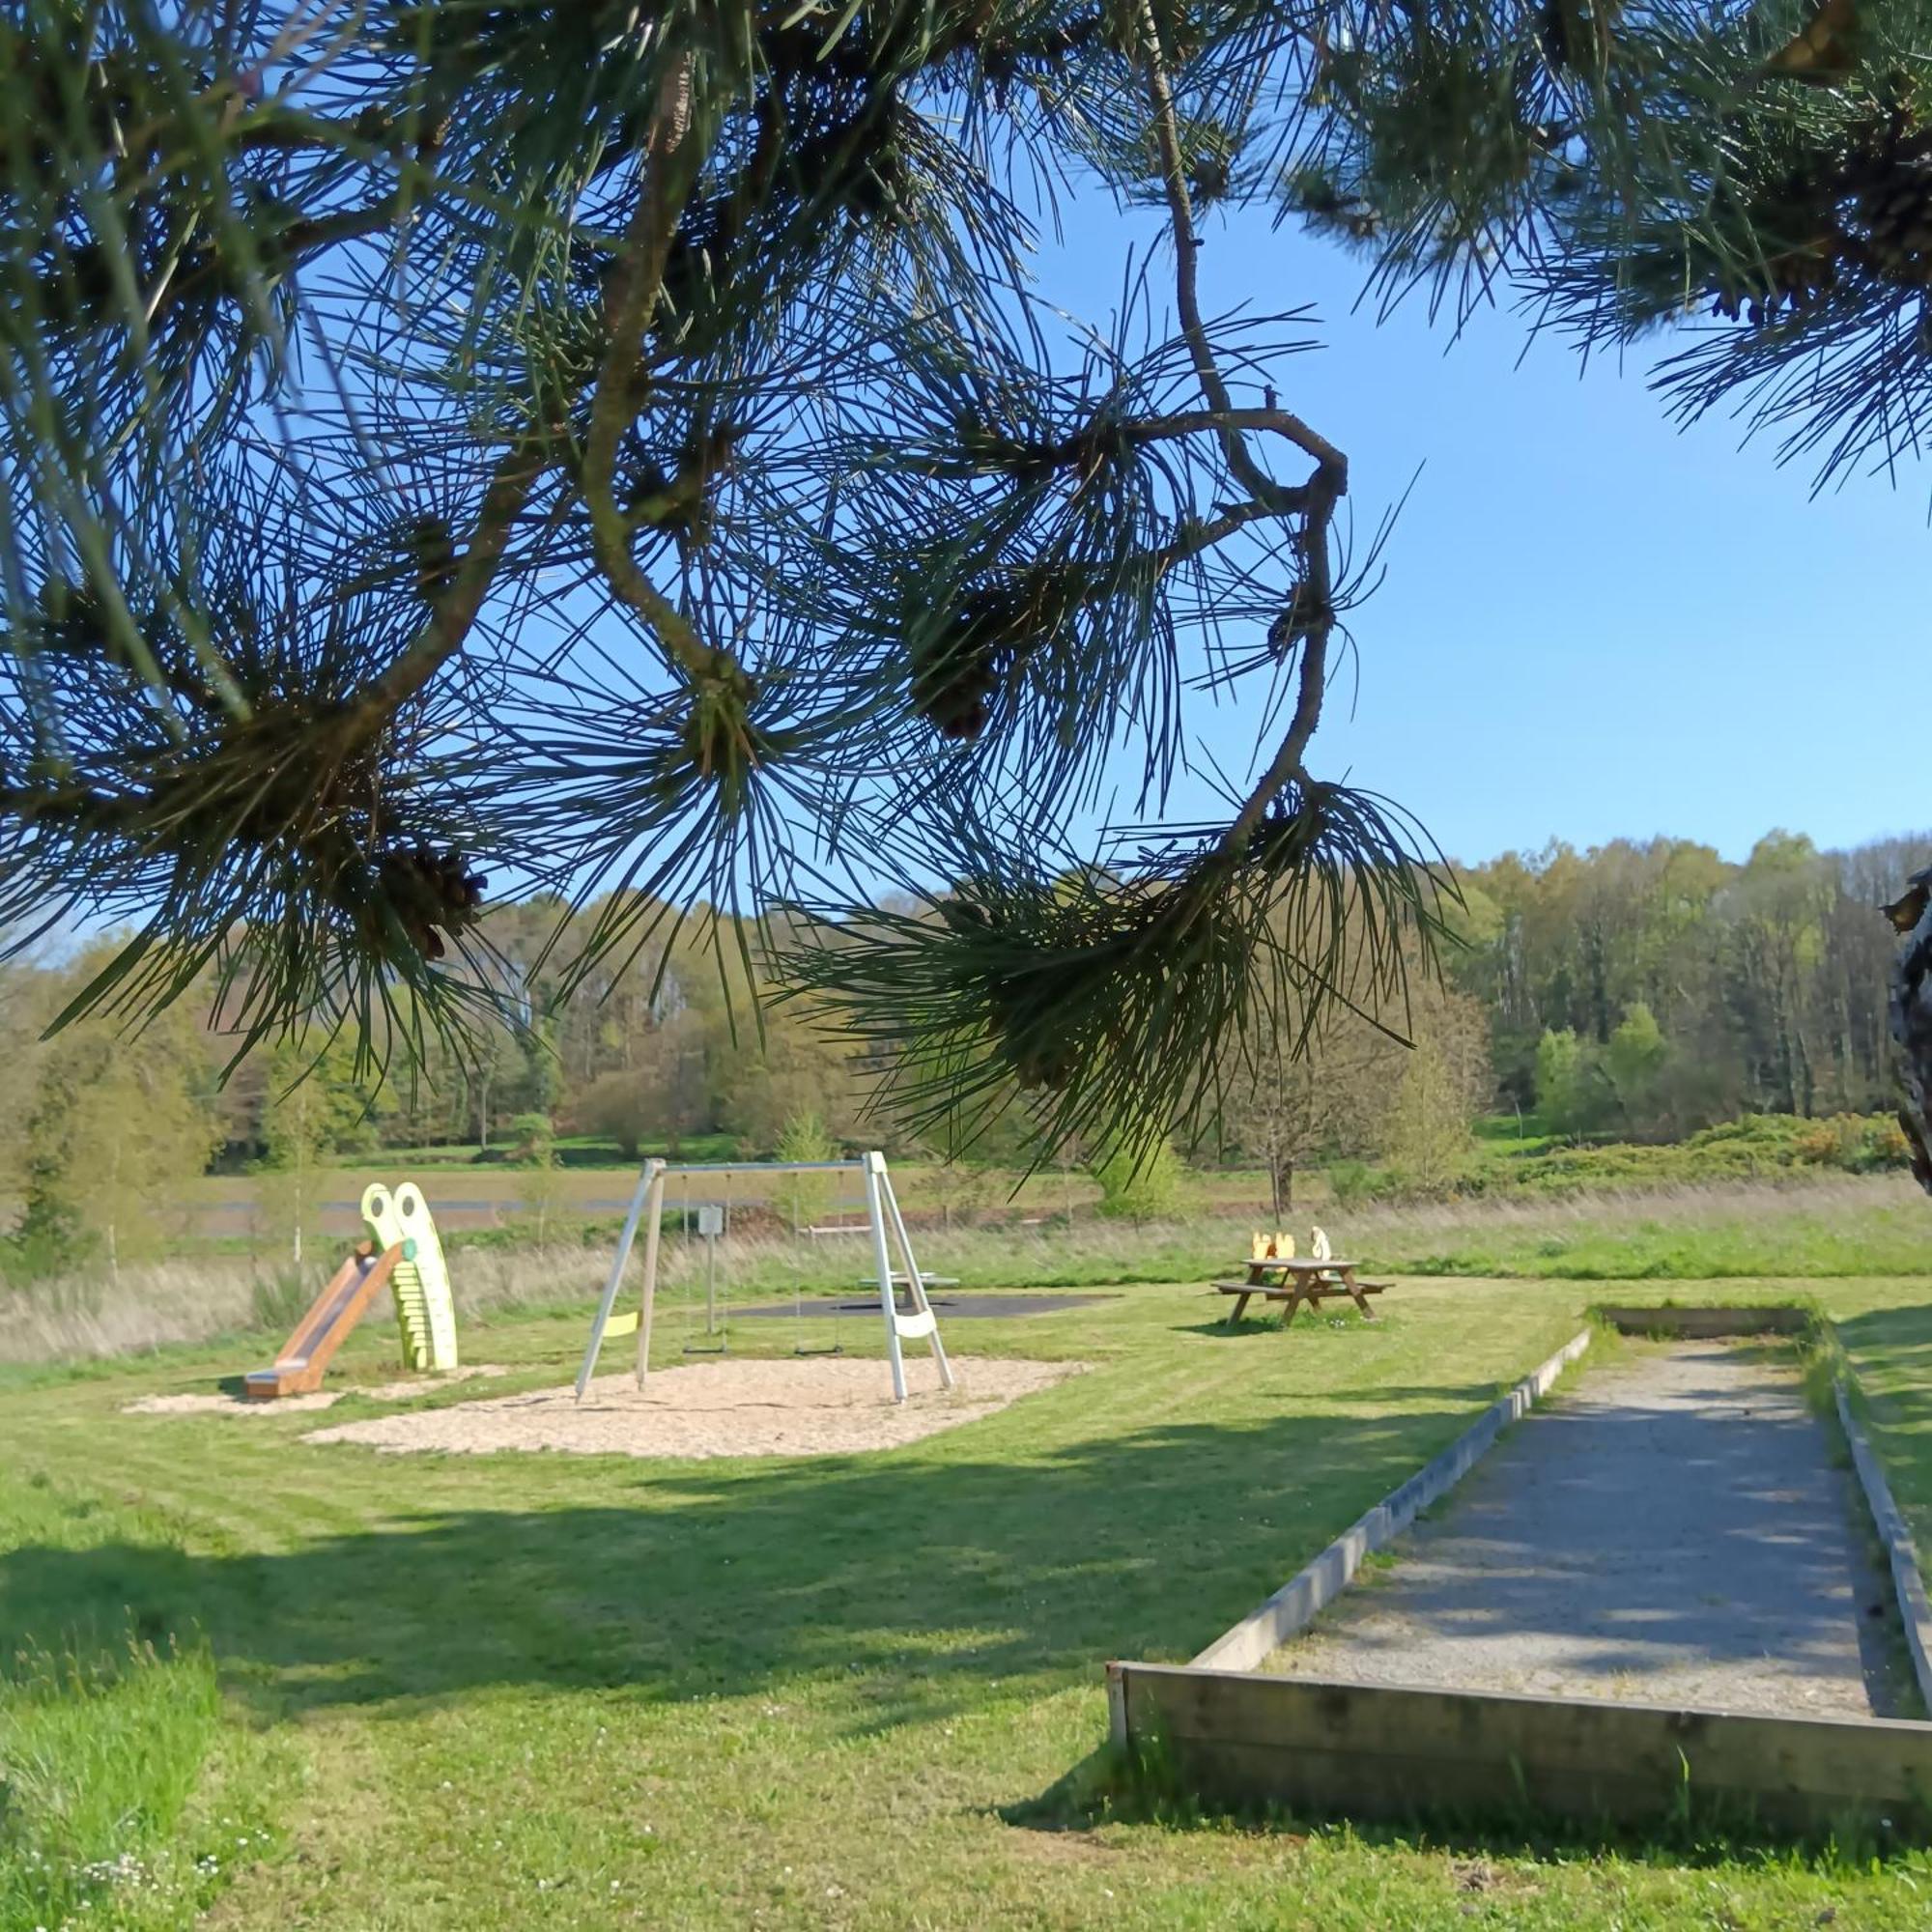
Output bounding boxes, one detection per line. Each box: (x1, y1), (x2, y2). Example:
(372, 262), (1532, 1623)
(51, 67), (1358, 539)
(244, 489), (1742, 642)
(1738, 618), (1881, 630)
(1110, 1662), (1932, 1838)
(1189, 1328), (1592, 1673)
(1835, 1380), (1932, 1713)
(1595, 1303), (1812, 1339)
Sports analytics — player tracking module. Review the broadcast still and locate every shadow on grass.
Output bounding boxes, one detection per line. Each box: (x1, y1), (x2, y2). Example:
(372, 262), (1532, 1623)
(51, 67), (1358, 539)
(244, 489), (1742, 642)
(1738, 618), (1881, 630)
(1170, 1314), (1380, 1340)
(7, 1353), (1898, 1730)
(1837, 1304), (1932, 1430)
(0, 1406), (1461, 1735)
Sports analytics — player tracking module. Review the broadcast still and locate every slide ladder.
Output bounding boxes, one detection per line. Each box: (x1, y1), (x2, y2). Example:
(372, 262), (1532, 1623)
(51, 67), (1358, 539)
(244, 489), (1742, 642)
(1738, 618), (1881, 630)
(362, 1181), (459, 1372)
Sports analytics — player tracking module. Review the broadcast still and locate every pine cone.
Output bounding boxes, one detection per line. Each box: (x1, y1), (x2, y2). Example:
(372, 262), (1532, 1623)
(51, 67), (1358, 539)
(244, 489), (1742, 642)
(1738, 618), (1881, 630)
(911, 585), (1023, 741)
(1268, 578), (1333, 656)
(373, 840), (488, 961)
(1841, 109), (1932, 283)
(1712, 162), (1838, 325)
(405, 514), (458, 604)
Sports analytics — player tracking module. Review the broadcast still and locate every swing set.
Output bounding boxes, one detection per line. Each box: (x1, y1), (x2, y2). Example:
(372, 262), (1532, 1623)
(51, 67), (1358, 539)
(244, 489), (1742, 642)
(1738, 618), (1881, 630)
(574, 1151), (953, 1405)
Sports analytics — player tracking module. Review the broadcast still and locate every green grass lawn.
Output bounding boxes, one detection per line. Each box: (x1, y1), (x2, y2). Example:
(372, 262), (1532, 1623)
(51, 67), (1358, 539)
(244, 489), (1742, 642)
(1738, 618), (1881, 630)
(8, 1274), (1932, 1928)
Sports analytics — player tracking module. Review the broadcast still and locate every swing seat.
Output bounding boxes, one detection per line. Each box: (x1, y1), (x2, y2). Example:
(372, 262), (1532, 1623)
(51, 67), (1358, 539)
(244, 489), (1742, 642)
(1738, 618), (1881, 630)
(892, 1307), (939, 1340)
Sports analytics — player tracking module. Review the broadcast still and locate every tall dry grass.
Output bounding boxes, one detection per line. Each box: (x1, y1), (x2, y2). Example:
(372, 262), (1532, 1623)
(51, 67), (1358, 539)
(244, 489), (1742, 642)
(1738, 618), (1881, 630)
(0, 1244), (615, 1367)
(5, 1172), (1924, 1368)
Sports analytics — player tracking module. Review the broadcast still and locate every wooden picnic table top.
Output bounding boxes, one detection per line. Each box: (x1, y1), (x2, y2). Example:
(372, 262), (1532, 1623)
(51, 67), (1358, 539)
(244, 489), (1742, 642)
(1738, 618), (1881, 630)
(1233, 1256), (1359, 1273)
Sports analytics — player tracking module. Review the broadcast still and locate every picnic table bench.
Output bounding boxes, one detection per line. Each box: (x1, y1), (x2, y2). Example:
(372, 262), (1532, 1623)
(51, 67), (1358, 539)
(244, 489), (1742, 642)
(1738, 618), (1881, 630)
(1212, 1255), (1390, 1326)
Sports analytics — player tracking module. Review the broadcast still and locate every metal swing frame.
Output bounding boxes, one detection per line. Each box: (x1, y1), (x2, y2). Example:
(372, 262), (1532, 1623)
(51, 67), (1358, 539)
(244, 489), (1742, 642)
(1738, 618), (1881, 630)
(573, 1152), (953, 1405)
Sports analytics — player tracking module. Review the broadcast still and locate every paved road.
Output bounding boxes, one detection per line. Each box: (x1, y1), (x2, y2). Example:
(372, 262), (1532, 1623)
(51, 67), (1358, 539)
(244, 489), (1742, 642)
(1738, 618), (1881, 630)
(1265, 1340), (1915, 1718)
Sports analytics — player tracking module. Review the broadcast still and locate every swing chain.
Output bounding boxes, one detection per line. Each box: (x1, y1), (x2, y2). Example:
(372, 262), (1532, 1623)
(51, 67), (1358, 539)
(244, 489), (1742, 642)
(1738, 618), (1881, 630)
(682, 1170), (727, 1355)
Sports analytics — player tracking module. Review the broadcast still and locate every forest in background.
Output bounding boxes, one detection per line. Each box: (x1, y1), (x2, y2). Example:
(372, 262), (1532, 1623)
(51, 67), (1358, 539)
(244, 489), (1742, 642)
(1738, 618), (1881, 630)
(0, 827), (1921, 1279)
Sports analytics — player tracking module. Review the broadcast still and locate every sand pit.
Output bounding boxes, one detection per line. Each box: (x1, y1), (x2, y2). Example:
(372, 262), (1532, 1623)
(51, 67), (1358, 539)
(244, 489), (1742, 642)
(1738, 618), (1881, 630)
(302, 1354), (1086, 1460)
(125, 1389), (341, 1415)
(361, 1363), (510, 1401)
(123, 1364), (513, 1417)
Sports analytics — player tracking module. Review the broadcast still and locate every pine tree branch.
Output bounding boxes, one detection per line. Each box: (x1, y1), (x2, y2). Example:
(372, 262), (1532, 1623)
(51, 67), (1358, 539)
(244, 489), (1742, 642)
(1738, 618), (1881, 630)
(345, 429), (552, 728)
(1135, 0), (1341, 505)
(328, 57), (714, 740)
(972, 409), (1320, 499)
(1135, 0), (1347, 860)
(582, 54), (716, 681)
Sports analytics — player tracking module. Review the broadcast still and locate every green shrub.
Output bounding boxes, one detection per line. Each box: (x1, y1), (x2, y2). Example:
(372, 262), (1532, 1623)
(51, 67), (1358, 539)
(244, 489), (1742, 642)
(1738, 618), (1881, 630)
(1091, 1132), (1182, 1223)
(773, 1114), (838, 1230)
(248, 1266), (319, 1334)
(1325, 1159), (1380, 1207)
(1471, 1111), (1911, 1197)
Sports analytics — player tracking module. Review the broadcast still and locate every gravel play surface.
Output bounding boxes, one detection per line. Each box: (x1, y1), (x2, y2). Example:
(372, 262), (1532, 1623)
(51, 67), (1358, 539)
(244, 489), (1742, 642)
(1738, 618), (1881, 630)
(1264, 1340), (1915, 1718)
(122, 1364), (511, 1416)
(303, 1353), (1085, 1460)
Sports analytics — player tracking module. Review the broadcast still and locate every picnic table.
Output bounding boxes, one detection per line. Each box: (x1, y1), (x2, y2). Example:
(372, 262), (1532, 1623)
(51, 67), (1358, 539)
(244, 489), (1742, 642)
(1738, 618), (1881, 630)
(858, 1270), (961, 1310)
(1212, 1255), (1389, 1326)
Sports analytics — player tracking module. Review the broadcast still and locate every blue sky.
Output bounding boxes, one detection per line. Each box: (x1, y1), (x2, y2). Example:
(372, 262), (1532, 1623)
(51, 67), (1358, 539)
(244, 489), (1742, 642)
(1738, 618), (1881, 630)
(1031, 197), (1930, 868)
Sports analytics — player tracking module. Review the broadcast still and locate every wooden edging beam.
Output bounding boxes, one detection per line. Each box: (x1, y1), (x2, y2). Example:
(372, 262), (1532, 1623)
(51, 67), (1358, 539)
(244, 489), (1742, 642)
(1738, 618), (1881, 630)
(1593, 1302), (1812, 1338)
(1105, 1661), (1932, 1839)
(1834, 1380), (1932, 1713)
(1186, 1327), (1593, 1675)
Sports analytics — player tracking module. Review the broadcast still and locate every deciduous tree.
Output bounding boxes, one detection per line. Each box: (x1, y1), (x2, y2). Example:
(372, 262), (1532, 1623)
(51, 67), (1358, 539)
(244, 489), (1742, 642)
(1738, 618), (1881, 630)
(16, 996), (222, 1277)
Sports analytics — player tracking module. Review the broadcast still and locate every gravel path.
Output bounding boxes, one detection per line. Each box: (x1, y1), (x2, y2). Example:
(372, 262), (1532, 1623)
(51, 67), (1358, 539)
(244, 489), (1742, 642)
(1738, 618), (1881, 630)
(1264, 1340), (1914, 1718)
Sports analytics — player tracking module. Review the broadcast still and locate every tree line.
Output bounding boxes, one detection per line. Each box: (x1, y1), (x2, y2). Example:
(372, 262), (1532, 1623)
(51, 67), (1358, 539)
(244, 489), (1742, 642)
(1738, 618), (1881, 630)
(0, 828), (1919, 1276)
(1448, 831), (1919, 1139)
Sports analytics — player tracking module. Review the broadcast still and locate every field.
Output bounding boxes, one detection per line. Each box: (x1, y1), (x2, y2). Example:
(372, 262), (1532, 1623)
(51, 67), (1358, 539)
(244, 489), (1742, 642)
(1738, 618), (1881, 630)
(8, 1197), (1932, 1928)
(168, 1151), (1278, 1247)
